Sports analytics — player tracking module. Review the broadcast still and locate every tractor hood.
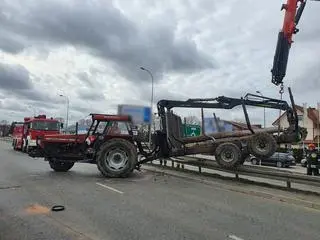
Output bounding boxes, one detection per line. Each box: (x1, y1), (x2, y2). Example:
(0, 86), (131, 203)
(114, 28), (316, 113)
(40, 133), (87, 143)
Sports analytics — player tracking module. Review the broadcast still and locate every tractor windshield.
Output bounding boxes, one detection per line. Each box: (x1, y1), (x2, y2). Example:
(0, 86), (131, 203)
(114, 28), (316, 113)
(31, 121), (60, 131)
(106, 121), (130, 135)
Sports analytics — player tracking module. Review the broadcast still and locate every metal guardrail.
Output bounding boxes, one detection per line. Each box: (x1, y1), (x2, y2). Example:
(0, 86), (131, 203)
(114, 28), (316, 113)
(0, 137), (12, 142)
(148, 156), (320, 189)
(2, 136), (319, 190)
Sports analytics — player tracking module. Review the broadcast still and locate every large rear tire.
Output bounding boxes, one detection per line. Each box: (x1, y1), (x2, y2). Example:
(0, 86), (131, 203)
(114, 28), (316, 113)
(215, 142), (242, 168)
(247, 132), (277, 159)
(48, 158), (74, 172)
(96, 138), (137, 178)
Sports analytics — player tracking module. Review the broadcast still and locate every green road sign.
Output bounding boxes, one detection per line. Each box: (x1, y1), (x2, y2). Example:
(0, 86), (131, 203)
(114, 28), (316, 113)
(183, 124), (201, 137)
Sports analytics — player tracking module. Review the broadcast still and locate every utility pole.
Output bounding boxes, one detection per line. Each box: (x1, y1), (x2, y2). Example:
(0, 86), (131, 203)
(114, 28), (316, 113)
(59, 94), (69, 130)
(317, 102), (320, 152)
(140, 67), (154, 148)
(201, 108), (204, 135)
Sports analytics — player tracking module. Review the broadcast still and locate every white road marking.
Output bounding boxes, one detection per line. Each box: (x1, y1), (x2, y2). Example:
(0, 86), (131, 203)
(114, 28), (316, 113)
(228, 234), (245, 240)
(96, 182), (124, 194)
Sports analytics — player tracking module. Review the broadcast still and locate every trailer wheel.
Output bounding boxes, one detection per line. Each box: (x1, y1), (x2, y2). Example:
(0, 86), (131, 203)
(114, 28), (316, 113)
(215, 143), (242, 168)
(96, 138), (137, 178)
(248, 132), (276, 158)
(48, 158), (74, 172)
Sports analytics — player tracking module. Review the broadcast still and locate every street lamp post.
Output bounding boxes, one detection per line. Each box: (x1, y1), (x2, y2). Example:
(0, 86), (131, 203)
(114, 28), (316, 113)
(256, 91), (266, 128)
(59, 94), (69, 130)
(140, 66), (154, 148)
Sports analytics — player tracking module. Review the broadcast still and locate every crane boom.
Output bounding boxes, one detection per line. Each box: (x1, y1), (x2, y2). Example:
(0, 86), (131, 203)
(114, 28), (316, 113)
(271, 0), (309, 86)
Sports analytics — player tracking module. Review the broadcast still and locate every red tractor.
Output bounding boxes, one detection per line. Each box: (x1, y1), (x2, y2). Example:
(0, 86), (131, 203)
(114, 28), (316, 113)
(30, 114), (142, 177)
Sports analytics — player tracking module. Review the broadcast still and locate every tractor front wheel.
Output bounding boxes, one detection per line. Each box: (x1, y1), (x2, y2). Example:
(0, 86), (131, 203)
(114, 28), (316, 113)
(96, 138), (137, 178)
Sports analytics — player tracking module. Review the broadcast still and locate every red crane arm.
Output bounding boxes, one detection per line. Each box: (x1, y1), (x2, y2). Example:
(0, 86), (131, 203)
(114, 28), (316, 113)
(281, 0), (301, 43)
(271, 0), (309, 86)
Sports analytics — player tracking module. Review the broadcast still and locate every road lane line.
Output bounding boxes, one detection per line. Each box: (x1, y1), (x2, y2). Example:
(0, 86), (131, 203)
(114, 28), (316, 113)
(96, 182), (124, 194)
(228, 234), (245, 240)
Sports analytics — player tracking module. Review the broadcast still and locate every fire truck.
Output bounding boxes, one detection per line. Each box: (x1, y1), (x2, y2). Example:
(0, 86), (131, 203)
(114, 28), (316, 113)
(12, 115), (62, 153)
(11, 122), (24, 151)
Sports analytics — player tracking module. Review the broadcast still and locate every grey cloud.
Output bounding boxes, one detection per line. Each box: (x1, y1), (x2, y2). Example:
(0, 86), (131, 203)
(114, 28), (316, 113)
(0, 33), (26, 54)
(77, 72), (94, 87)
(0, 62), (32, 90)
(1, 100), (28, 112)
(295, 65), (320, 90)
(0, 0), (214, 82)
(76, 88), (105, 101)
(0, 62), (59, 102)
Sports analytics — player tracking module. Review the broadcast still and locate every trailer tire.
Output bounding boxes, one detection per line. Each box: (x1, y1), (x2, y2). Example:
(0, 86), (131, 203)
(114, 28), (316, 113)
(96, 138), (137, 178)
(215, 143), (242, 168)
(49, 158), (74, 172)
(248, 132), (276, 158)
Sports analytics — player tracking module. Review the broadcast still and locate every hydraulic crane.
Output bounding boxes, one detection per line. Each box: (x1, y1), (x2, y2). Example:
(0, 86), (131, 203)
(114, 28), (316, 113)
(271, 0), (319, 86)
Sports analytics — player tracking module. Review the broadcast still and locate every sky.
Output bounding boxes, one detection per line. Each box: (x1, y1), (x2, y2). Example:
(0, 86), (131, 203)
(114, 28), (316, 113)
(1, 0), (320, 127)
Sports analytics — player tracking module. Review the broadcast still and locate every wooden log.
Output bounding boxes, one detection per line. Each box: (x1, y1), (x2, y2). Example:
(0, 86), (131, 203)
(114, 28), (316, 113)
(180, 127), (281, 144)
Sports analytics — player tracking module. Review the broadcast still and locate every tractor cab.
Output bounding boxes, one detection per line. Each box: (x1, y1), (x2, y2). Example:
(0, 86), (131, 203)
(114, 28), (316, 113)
(84, 114), (138, 148)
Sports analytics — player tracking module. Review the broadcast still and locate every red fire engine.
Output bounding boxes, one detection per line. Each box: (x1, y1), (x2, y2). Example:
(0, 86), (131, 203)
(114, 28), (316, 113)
(12, 122), (24, 151)
(12, 115), (62, 153)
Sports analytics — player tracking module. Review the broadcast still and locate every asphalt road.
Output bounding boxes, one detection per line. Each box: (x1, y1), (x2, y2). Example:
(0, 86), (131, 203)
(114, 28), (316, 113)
(1, 141), (320, 240)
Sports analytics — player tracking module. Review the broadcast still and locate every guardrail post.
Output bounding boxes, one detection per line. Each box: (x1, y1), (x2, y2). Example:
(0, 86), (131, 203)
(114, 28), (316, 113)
(164, 160), (167, 166)
(286, 180), (291, 188)
(235, 173), (239, 180)
(181, 164), (184, 169)
(171, 160), (174, 167)
(198, 166), (202, 173)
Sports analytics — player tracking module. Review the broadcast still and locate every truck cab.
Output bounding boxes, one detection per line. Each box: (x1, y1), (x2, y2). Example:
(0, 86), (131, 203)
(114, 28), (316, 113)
(22, 115), (61, 153)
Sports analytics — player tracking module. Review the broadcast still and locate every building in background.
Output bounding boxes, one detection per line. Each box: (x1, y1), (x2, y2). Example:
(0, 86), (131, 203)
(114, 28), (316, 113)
(272, 104), (320, 147)
(204, 117), (261, 134)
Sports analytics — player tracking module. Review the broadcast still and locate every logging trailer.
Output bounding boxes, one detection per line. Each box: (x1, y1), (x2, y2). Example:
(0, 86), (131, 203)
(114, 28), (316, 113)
(29, 87), (307, 177)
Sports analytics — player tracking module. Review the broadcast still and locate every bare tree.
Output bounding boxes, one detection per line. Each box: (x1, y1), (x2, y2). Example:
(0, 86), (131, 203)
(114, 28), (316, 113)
(185, 115), (201, 125)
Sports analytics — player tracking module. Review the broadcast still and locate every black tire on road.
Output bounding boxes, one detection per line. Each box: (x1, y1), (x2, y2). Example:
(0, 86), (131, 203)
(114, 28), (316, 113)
(96, 138), (137, 178)
(48, 159), (74, 172)
(215, 142), (242, 168)
(247, 132), (277, 159)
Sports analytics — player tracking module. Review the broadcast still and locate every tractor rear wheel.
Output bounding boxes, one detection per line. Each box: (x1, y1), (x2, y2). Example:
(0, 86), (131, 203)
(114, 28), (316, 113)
(247, 132), (277, 159)
(215, 142), (242, 168)
(96, 138), (137, 178)
(48, 158), (74, 172)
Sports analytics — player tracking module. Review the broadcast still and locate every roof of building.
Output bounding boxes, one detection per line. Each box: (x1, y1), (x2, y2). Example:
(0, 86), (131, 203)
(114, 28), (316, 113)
(272, 105), (320, 127)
